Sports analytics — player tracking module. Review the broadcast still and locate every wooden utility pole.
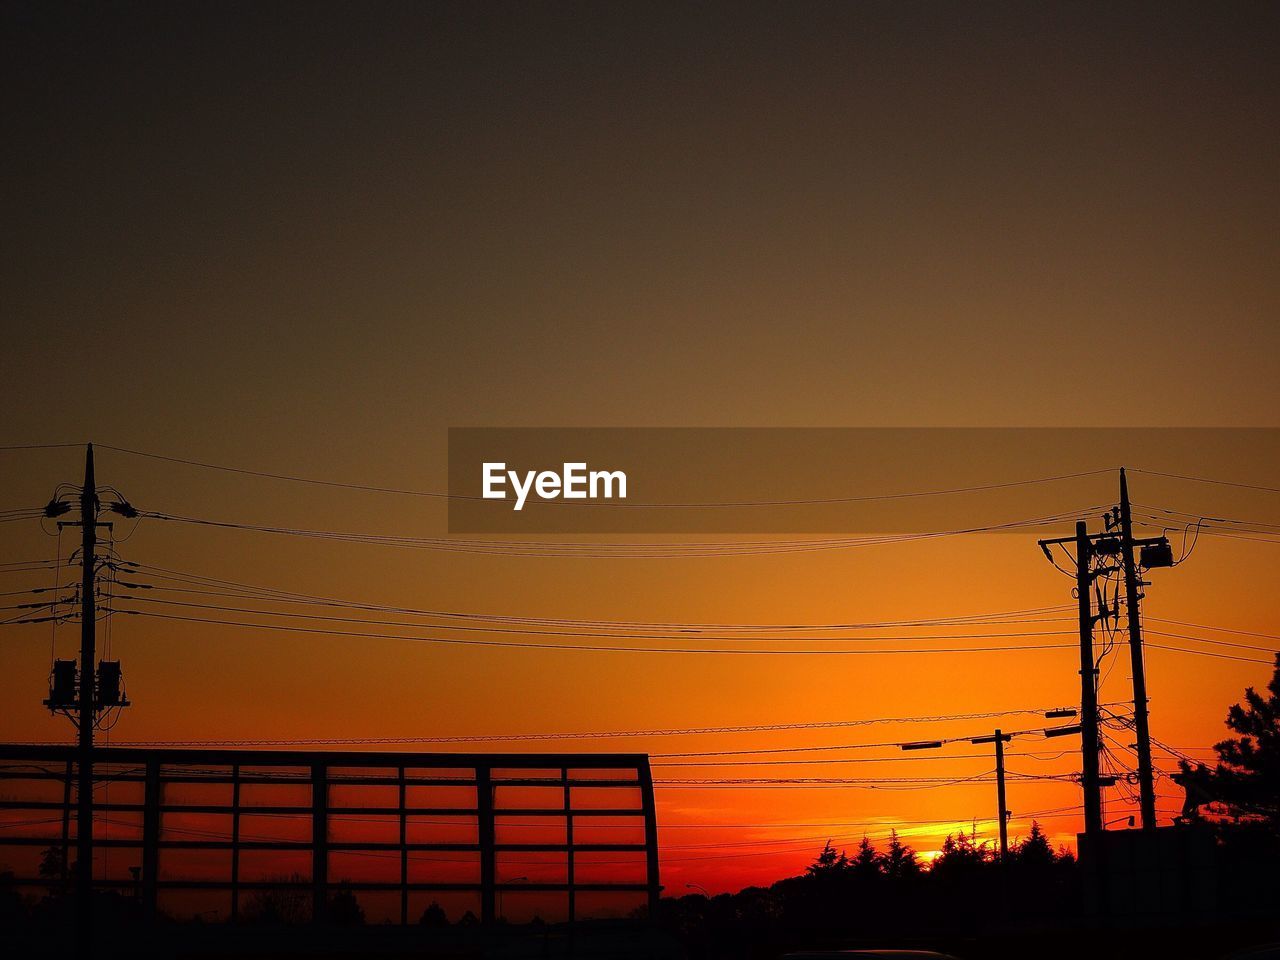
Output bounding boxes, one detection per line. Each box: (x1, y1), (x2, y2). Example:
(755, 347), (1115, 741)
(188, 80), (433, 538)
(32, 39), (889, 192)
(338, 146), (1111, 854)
(76, 443), (99, 957)
(971, 729), (1012, 859)
(1118, 468), (1157, 830)
(1076, 521), (1103, 837)
(995, 731), (1009, 860)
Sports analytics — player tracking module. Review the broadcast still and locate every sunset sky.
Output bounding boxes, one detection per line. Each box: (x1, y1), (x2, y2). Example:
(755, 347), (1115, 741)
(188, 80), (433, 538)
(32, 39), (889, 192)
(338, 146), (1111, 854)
(2, 1), (1278, 900)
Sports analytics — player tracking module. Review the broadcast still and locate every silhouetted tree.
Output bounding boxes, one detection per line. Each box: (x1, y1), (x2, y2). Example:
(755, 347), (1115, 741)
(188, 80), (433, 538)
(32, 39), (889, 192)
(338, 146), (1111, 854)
(878, 830), (921, 879)
(1198, 653), (1280, 828)
(37, 845), (66, 893)
(328, 881), (365, 926)
(849, 835), (880, 879)
(804, 840), (848, 877)
(418, 900), (449, 927)
(242, 873), (309, 924)
(1014, 821), (1056, 869)
(931, 827), (990, 879)
(656, 819), (1088, 953)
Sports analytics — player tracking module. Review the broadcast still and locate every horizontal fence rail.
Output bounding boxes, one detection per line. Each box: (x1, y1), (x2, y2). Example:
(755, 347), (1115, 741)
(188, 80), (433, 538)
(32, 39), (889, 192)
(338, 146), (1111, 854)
(0, 745), (659, 926)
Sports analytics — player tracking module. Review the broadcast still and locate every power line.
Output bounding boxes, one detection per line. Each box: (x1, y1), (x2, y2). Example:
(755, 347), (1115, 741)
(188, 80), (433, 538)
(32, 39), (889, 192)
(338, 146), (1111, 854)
(102, 608), (1087, 656)
(1132, 511), (1280, 540)
(138, 506), (1111, 557)
(38, 604), (1264, 663)
(0, 559), (61, 570)
(98, 442), (1113, 506)
(652, 751), (1076, 767)
(653, 773), (1001, 787)
(120, 563), (1078, 631)
(658, 722), (1100, 758)
(1144, 629), (1279, 655)
(98, 443), (464, 500)
(0, 442), (85, 452)
(1134, 503), (1280, 531)
(647, 772), (1080, 790)
(1198, 531), (1280, 547)
(0, 585), (73, 598)
(1130, 467), (1280, 495)
(1146, 616), (1280, 642)
(111, 594), (1082, 644)
(1144, 642), (1276, 665)
(23, 706), (1074, 747)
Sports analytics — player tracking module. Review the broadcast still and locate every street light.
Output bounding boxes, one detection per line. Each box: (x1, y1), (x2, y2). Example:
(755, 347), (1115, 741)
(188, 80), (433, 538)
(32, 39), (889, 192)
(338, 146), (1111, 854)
(1044, 724), (1083, 738)
(685, 883), (710, 897)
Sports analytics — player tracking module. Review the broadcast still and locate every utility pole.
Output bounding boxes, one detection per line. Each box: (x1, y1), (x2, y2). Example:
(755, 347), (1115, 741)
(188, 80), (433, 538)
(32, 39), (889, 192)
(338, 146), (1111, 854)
(39, 443), (132, 954)
(76, 443), (98, 957)
(995, 732), (1008, 861)
(1076, 521), (1103, 837)
(971, 729), (1011, 860)
(1118, 467), (1157, 831)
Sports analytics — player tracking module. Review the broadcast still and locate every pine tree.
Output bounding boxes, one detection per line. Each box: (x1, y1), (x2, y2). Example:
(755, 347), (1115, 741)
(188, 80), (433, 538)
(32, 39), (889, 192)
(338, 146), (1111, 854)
(878, 830), (921, 879)
(419, 900), (449, 927)
(932, 828), (989, 877)
(1201, 653), (1280, 827)
(1014, 821), (1056, 869)
(851, 836), (880, 878)
(805, 840), (848, 876)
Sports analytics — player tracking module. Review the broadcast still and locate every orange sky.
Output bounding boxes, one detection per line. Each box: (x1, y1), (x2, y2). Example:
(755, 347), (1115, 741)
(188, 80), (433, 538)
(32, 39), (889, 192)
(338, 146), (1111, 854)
(1, 450), (1275, 895)
(1, 1), (1278, 898)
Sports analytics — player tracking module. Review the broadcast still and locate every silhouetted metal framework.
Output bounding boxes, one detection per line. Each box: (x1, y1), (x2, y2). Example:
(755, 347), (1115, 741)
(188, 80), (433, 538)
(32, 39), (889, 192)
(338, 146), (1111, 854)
(0, 745), (659, 925)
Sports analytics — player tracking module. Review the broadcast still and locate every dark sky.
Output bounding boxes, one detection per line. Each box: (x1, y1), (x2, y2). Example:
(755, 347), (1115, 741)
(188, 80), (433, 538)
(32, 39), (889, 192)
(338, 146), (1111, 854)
(3, 1), (1276, 451)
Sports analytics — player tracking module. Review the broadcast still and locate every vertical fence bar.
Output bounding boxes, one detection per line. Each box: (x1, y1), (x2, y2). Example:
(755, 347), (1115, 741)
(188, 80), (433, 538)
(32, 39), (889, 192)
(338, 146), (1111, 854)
(638, 759), (660, 921)
(230, 763), (240, 922)
(399, 765), (408, 925)
(312, 761), (328, 924)
(60, 760), (73, 893)
(141, 758), (161, 921)
(563, 767), (575, 924)
(477, 765), (495, 924)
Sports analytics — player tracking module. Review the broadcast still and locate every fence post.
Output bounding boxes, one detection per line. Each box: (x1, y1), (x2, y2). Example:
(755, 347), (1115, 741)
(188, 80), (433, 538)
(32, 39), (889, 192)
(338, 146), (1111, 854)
(477, 765), (495, 924)
(399, 765), (408, 925)
(230, 763), (241, 922)
(563, 767), (575, 924)
(638, 759), (660, 921)
(141, 757), (161, 921)
(312, 761), (328, 924)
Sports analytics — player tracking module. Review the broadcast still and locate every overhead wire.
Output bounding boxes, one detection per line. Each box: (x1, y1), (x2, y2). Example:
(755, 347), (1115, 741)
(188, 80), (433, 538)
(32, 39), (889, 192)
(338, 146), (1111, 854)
(137, 505), (1112, 558)
(1129, 467), (1280, 495)
(97, 443), (1113, 507)
(116, 563), (1080, 632)
(110, 594), (1083, 644)
(18, 705), (1082, 747)
(95, 609), (1089, 656)
(0, 443), (85, 452)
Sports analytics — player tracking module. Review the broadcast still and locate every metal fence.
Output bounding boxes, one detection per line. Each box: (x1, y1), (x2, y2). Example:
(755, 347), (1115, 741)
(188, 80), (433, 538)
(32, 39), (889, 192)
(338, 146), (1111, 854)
(0, 745), (659, 925)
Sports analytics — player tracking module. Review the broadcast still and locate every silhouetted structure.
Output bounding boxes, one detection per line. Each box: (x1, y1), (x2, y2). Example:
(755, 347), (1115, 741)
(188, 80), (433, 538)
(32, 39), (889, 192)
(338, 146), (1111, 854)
(0, 745), (659, 928)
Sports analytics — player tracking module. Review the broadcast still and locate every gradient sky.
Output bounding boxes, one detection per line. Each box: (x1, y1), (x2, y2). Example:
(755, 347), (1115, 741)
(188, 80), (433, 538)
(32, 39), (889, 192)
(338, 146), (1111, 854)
(1, 1), (1278, 899)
